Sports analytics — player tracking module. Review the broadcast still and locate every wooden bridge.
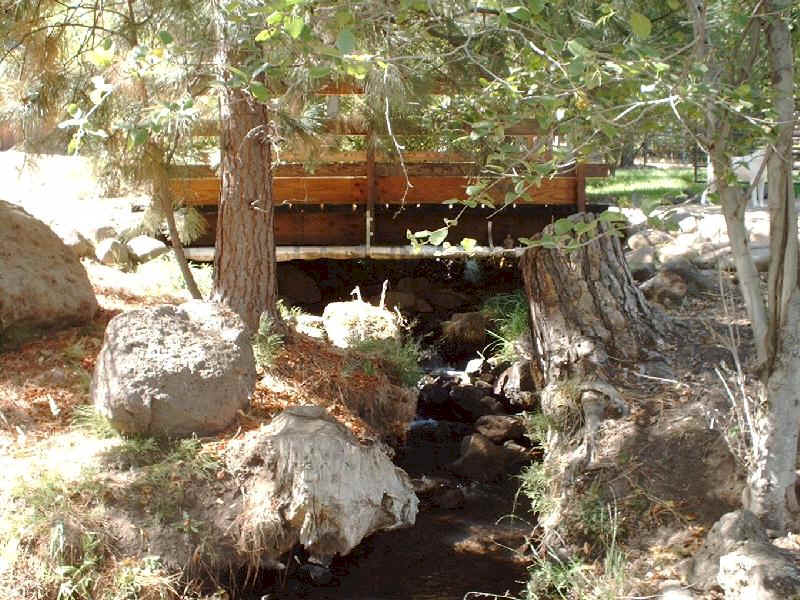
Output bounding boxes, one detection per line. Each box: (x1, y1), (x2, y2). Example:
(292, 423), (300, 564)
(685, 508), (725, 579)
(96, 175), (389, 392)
(169, 153), (610, 261)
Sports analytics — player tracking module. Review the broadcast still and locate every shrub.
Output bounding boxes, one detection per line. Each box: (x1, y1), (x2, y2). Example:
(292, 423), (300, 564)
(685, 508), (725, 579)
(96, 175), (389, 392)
(252, 313), (284, 370)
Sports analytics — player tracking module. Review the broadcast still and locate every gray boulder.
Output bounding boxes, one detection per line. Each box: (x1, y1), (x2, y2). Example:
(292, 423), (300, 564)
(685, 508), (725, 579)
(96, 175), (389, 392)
(718, 540), (800, 599)
(687, 509), (770, 591)
(92, 300), (256, 437)
(95, 237), (132, 268)
(0, 200), (98, 333)
(127, 235), (168, 263)
(225, 405), (418, 563)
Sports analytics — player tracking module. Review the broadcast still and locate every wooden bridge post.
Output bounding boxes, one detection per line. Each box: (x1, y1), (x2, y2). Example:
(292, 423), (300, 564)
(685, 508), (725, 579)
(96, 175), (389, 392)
(366, 130), (377, 251)
(576, 162), (587, 213)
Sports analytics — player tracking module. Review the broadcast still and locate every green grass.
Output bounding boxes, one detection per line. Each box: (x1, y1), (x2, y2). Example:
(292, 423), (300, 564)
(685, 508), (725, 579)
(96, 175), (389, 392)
(349, 336), (423, 387)
(482, 291), (530, 363)
(587, 167), (705, 205)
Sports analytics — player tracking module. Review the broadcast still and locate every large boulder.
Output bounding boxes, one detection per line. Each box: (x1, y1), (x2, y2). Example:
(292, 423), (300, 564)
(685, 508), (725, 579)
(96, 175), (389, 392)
(226, 405), (418, 564)
(0, 200), (98, 333)
(718, 540), (800, 599)
(449, 433), (507, 482)
(441, 311), (488, 357)
(92, 300), (256, 437)
(127, 235), (168, 263)
(322, 300), (399, 349)
(687, 510), (770, 591)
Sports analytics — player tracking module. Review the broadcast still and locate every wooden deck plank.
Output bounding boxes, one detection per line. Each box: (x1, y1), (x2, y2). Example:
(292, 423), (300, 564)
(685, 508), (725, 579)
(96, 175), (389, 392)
(171, 174), (579, 206)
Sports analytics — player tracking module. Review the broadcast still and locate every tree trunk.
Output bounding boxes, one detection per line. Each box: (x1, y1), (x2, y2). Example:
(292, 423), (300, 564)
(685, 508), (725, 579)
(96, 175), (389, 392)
(151, 155), (202, 300)
(212, 16), (280, 332)
(520, 213), (668, 388)
(744, 0), (798, 533)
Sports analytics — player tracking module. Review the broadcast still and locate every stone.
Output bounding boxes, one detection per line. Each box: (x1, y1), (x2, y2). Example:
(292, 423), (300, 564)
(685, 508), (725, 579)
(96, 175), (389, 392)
(397, 277), (416, 293)
(425, 289), (467, 310)
(502, 440), (531, 471)
(464, 357), (485, 376)
(414, 298), (434, 313)
(441, 312), (488, 356)
(92, 300), (256, 437)
(95, 237), (132, 268)
(0, 200), (98, 333)
(382, 291), (417, 311)
(494, 360), (535, 405)
(322, 300), (399, 349)
(226, 405), (418, 561)
(54, 227), (95, 259)
(626, 246), (657, 282)
(687, 509), (770, 591)
(449, 386), (505, 422)
(675, 214), (699, 233)
(640, 270), (687, 306)
(127, 235), (168, 263)
(475, 415), (526, 443)
(277, 264), (322, 305)
(657, 233), (703, 263)
(449, 433), (507, 482)
(718, 540), (800, 599)
(92, 225), (118, 243)
(627, 230), (673, 251)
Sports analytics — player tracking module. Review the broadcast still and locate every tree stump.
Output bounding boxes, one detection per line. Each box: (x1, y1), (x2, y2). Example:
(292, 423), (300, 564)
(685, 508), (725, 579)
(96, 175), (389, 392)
(520, 213), (668, 388)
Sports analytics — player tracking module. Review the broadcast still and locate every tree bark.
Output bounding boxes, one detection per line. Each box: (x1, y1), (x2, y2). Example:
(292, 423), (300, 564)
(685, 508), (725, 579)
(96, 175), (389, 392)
(520, 213), (668, 388)
(212, 13), (280, 332)
(745, 0), (798, 533)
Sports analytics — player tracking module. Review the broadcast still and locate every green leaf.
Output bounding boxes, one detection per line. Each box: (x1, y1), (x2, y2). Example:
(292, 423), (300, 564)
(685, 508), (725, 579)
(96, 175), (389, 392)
(466, 184), (485, 196)
(567, 40), (589, 57)
(553, 218), (573, 236)
(66, 103), (80, 117)
(667, 0), (680, 9)
(255, 29), (275, 42)
(428, 228), (448, 246)
(414, 230), (431, 238)
(630, 11), (652, 39)
(309, 65), (331, 79)
(228, 66), (249, 81)
(528, 0), (545, 14)
(567, 57), (584, 78)
(460, 237), (477, 252)
(336, 28), (356, 54)
(286, 17), (305, 39)
(130, 128), (149, 146)
(157, 30), (173, 45)
(266, 10), (283, 25)
(249, 82), (270, 101)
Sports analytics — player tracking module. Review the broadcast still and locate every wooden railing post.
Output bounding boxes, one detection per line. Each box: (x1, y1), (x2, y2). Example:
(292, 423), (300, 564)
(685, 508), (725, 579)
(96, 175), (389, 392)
(576, 162), (587, 213)
(366, 130), (377, 251)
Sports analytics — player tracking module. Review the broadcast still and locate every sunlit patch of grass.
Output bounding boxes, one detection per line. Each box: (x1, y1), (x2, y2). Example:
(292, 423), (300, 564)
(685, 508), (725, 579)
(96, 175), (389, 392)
(587, 167), (704, 204)
(136, 254), (214, 300)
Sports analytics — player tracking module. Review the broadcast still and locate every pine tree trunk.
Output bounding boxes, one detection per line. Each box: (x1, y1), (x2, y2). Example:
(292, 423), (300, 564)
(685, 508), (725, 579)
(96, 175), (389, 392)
(520, 213), (667, 388)
(212, 18), (279, 332)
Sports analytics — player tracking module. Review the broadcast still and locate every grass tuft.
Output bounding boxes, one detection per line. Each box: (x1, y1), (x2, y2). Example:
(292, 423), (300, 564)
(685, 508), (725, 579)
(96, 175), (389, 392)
(482, 290), (530, 363)
(348, 336), (423, 387)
